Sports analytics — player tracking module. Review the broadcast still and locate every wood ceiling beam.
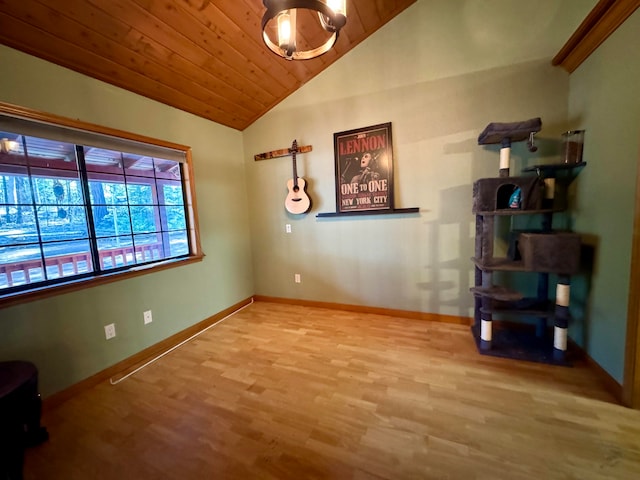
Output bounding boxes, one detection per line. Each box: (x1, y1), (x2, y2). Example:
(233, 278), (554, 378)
(552, 0), (640, 73)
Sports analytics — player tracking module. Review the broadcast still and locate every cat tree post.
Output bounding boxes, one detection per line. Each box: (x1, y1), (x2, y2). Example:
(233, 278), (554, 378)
(554, 275), (571, 361)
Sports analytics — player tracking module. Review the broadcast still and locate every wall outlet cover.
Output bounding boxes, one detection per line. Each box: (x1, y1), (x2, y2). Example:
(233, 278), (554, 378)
(104, 323), (116, 340)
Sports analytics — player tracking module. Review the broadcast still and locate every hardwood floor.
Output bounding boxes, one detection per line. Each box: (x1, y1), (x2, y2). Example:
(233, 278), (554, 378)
(25, 301), (640, 479)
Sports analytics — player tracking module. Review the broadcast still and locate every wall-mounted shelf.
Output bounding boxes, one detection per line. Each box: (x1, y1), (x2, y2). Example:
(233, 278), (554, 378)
(316, 207), (419, 218)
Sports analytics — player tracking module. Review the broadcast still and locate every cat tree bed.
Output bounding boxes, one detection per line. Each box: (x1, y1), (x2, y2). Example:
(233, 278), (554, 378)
(477, 117), (542, 145)
(518, 232), (581, 274)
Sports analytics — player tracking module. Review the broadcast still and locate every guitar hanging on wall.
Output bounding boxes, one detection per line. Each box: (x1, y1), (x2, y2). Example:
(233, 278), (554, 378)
(284, 139), (311, 215)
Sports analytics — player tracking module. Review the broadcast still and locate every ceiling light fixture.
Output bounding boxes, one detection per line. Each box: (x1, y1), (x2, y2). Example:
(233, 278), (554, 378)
(261, 0), (347, 61)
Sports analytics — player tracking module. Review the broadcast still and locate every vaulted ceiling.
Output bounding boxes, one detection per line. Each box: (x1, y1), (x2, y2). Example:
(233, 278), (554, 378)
(0, 1), (417, 131)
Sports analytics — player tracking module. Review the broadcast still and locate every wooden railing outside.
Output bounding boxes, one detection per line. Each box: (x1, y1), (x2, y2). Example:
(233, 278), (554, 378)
(0, 243), (162, 288)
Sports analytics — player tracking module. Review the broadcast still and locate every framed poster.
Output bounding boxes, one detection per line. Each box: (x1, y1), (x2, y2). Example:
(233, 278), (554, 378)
(333, 122), (394, 213)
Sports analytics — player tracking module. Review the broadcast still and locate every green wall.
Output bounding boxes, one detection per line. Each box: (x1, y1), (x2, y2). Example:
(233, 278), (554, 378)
(568, 9), (640, 383)
(243, 1), (588, 317)
(0, 45), (255, 396)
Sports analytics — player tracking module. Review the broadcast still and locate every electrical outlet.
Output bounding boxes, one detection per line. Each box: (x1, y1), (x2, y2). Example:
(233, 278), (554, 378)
(295, 273), (301, 283)
(104, 323), (116, 340)
(143, 310), (153, 325)
(285, 224), (292, 233)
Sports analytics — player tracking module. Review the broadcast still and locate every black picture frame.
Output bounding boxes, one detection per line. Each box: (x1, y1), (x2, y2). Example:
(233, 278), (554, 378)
(333, 122), (394, 213)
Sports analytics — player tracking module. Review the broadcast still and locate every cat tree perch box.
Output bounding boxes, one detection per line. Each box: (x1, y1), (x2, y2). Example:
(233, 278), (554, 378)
(473, 176), (543, 213)
(517, 232), (581, 274)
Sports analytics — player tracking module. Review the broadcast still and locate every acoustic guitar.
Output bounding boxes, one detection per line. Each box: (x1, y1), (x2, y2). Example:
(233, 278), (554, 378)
(285, 139), (311, 214)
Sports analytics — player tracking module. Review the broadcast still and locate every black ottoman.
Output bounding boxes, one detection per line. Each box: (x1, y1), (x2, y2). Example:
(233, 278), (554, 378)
(0, 361), (49, 480)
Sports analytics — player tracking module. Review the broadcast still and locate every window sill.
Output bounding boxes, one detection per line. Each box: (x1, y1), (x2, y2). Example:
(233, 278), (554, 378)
(0, 253), (205, 310)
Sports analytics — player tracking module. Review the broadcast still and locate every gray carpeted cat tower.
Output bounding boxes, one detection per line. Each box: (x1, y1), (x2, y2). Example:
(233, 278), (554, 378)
(471, 117), (585, 365)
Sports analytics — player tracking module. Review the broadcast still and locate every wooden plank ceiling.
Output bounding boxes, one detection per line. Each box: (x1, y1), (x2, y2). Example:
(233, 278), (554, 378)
(0, 0), (417, 131)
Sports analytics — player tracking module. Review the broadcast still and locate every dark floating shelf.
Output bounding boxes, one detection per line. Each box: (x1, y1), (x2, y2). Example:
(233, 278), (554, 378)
(316, 207), (419, 218)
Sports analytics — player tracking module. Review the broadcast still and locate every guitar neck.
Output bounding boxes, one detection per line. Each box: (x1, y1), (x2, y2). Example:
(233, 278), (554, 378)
(291, 140), (299, 186)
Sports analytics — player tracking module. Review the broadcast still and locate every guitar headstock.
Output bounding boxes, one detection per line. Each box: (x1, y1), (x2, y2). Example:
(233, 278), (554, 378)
(290, 139), (298, 155)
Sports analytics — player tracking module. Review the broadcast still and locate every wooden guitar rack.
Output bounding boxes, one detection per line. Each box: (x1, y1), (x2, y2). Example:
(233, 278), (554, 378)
(254, 144), (312, 161)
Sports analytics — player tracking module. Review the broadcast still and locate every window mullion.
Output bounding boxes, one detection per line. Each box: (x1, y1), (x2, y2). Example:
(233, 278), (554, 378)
(21, 136), (48, 282)
(151, 164), (163, 257)
(75, 145), (101, 274)
(122, 153), (136, 256)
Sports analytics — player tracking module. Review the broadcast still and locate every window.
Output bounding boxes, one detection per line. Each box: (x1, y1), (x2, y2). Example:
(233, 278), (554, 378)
(0, 104), (201, 302)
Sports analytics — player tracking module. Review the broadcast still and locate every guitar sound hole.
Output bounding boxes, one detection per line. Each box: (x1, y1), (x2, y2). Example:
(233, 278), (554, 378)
(293, 186), (299, 192)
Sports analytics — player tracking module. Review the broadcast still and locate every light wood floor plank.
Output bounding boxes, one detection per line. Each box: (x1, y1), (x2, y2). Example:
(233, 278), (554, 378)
(24, 301), (640, 479)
